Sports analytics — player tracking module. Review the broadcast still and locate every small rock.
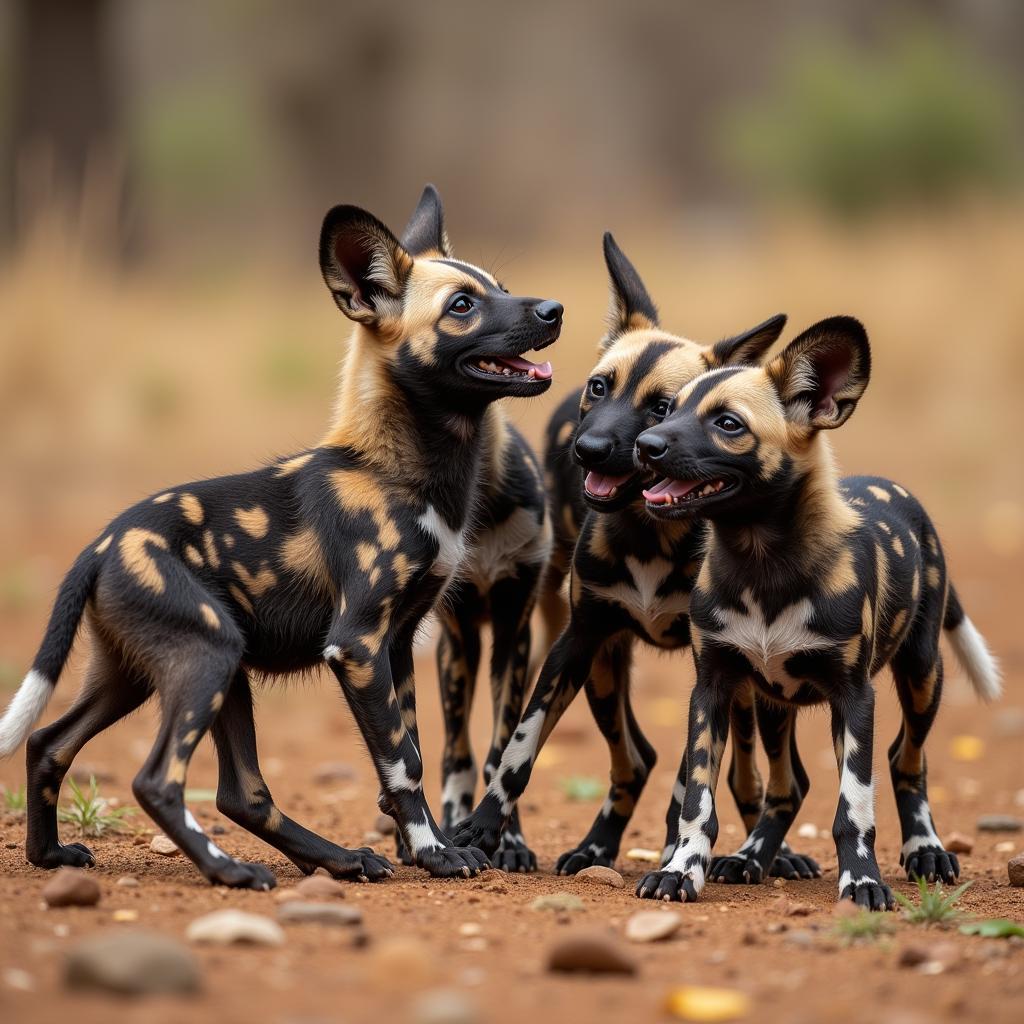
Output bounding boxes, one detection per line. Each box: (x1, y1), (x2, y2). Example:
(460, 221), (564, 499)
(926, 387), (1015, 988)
(772, 878), (787, 889)
(796, 823), (818, 840)
(774, 896), (812, 917)
(210, 824), (226, 835)
(367, 936), (438, 986)
(42, 868), (101, 908)
(482, 881), (508, 894)
(458, 922), (483, 937)
(412, 988), (480, 1024)
(4, 842), (17, 850)
(899, 945), (929, 968)
(185, 910), (284, 946)
(995, 840), (1016, 853)
(375, 813), (397, 836)
(64, 930), (201, 995)
(150, 834), (179, 856)
(625, 847), (660, 863)
(547, 931), (636, 975)
(530, 893), (584, 913)
(313, 762), (357, 785)
(277, 901), (362, 926)
(132, 834), (149, 846)
(112, 909), (139, 923)
(977, 814), (1022, 833)
(765, 921), (788, 934)
(945, 833), (973, 854)
(575, 865), (624, 889)
(363, 829), (385, 846)
(1008, 853), (1024, 887)
(116, 875), (139, 888)
(293, 874), (346, 900)
(625, 910), (683, 943)
(664, 984), (751, 1021)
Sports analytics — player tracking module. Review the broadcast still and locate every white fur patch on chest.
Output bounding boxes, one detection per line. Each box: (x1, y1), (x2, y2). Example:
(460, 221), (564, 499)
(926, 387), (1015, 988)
(707, 590), (833, 693)
(590, 555), (690, 638)
(417, 506), (468, 577)
(467, 506), (549, 589)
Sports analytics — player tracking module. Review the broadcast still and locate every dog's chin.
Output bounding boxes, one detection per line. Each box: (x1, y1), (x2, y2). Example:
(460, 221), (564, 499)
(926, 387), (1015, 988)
(642, 474), (740, 519)
(581, 469), (648, 512)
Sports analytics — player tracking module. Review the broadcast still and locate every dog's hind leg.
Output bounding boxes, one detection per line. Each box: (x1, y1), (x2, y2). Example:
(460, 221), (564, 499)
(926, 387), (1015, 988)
(556, 636), (656, 875)
(212, 670), (392, 882)
(25, 631), (150, 869)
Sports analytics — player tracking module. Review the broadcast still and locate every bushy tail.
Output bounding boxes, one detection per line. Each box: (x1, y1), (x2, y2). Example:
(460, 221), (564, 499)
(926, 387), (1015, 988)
(0, 550), (98, 757)
(943, 584), (1002, 702)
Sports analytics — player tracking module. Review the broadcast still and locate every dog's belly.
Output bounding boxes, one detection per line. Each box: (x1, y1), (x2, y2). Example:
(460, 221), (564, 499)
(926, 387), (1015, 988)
(466, 506), (549, 591)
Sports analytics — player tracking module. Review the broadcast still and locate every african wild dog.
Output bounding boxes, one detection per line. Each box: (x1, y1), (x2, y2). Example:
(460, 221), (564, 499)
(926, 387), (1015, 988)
(0, 185), (562, 888)
(632, 316), (1000, 909)
(453, 233), (817, 880)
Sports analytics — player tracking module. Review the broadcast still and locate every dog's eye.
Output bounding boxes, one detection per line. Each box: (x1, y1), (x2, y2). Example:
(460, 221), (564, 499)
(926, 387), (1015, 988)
(714, 414), (745, 433)
(651, 398), (672, 418)
(447, 294), (474, 315)
(587, 377), (606, 399)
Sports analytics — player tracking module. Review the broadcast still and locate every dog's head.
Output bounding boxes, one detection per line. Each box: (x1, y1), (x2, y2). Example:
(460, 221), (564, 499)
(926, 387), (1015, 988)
(635, 316), (870, 521)
(573, 232), (786, 512)
(319, 186), (562, 413)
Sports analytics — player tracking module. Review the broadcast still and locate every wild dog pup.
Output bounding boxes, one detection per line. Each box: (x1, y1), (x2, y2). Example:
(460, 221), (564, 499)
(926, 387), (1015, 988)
(454, 235), (817, 880)
(0, 186), (562, 888)
(396, 192), (551, 873)
(633, 316), (1001, 909)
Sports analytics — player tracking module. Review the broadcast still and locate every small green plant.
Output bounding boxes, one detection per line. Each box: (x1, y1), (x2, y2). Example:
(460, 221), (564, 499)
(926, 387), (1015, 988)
(895, 877), (971, 925)
(960, 919), (1024, 939)
(832, 908), (896, 944)
(57, 776), (135, 837)
(2, 784), (27, 813)
(558, 775), (605, 801)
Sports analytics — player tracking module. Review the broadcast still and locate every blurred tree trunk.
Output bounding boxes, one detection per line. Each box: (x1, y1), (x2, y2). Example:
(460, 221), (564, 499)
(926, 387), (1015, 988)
(4, 0), (130, 256)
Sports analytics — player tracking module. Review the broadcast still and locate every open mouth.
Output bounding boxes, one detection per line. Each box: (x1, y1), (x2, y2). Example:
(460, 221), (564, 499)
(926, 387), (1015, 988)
(584, 470), (643, 502)
(642, 476), (736, 512)
(471, 354), (553, 382)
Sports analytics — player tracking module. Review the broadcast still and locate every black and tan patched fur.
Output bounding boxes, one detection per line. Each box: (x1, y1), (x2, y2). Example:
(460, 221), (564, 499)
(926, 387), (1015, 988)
(0, 186), (562, 889)
(633, 316), (1001, 909)
(453, 234), (817, 881)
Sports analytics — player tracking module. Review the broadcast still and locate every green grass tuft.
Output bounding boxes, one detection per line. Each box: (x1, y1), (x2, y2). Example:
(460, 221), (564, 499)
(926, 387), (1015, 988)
(2, 784), (27, 813)
(895, 876), (972, 925)
(832, 908), (897, 944)
(57, 775), (135, 837)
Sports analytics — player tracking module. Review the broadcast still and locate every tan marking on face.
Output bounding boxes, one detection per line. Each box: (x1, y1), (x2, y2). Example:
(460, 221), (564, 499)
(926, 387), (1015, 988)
(229, 584), (254, 615)
(331, 470), (401, 549)
(95, 534), (113, 555)
(199, 603), (221, 630)
(184, 544), (203, 568)
(867, 485), (890, 503)
(926, 565), (941, 589)
(280, 528), (333, 594)
(893, 484), (909, 498)
(153, 492), (175, 504)
(203, 530), (220, 569)
(119, 528), (169, 594)
(179, 493), (204, 525)
(276, 452), (314, 477)
(234, 506), (269, 539)
(891, 535), (904, 557)
(556, 421), (575, 446)
(356, 542), (378, 573)
(232, 561), (277, 597)
(712, 431), (756, 455)
(823, 546), (856, 596)
(165, 756), (186, 786)
(210, 691), (224, 713)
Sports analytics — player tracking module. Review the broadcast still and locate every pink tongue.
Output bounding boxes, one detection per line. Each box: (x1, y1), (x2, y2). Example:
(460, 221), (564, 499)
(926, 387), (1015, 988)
(500, 355), (553, 380)
(642, 479), (701, 504)
(584, 471), (633, 497)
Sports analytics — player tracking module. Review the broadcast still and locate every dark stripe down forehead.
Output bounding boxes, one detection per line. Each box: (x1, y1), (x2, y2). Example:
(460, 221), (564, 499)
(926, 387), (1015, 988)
(677, 366), (748, 412)
(433, 259), (500, 292)
(622, 339), (683, 391)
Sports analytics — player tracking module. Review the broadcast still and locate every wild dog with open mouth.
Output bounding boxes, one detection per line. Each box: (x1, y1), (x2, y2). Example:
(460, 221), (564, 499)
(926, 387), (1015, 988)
(632, 316), (1001, 909)
(0, 186), (562, 888)
(395, 193), (551, 873)
(453, 235), (817, 879)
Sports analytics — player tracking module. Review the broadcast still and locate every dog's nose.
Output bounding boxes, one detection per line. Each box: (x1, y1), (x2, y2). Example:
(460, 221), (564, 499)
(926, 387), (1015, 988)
(574, 434), (613, 464)
(533, 300), (563, 324)
(636, 431), (668, 462)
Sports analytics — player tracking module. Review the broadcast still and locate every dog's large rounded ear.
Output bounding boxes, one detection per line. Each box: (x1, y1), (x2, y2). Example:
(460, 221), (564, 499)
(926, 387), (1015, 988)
(600, 232), (659, 351)
(319, 205), (413, 325)
(767, 316), (871, 431)
(400, 184), (452, 258)
(708, 313), (787, 367)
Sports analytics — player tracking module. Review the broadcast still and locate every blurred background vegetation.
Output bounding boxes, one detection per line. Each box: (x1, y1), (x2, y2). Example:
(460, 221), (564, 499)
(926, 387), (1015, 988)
(0, 0), (1022, 675)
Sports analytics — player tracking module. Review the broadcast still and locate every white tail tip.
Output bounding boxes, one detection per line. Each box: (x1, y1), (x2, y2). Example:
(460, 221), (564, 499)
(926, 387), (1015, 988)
(0, 669), (53, 757)
(947, 617), (1002, 702)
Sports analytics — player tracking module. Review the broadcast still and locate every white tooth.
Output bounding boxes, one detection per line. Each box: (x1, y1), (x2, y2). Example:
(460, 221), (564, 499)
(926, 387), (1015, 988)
(609, 486), (618, 498)
(528, 368), (536, 378)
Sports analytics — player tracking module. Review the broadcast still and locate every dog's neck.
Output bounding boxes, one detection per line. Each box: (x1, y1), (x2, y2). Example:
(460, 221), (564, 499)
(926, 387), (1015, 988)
(706, 437), (858, 580)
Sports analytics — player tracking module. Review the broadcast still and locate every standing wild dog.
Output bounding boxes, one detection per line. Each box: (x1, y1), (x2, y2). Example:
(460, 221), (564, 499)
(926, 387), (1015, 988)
(0, 186), (562, 888)
(395, 191), (551, 873)
(453, 234), (817, 880)
(632, 316), (1000, 909)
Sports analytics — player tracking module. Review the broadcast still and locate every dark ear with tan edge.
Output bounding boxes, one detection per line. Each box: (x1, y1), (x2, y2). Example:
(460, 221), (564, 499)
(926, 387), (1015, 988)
(400, 184), (452, 258)
(767, 316), (871, 430)
(319, 205), (413, 325)
(600, 231), (659, 351)
(708, 313), (787, 367)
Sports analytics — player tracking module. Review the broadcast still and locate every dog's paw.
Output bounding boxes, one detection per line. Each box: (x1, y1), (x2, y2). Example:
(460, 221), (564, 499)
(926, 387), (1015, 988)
(207, 859), (277, 891)
(904, 847), (959, 885)
(29, 841), (97, 870)
(449, 812), (503, 858)
(326, 846), (394, 882)
(416, 845), (490, 879)
(555, 842), (615, 876)
(635, 869), (701, 903)
(493, 832), (537, 873)
(708, 853), (764, 885)
(839, 876), (894, 912)
(770, 846), (821, 880)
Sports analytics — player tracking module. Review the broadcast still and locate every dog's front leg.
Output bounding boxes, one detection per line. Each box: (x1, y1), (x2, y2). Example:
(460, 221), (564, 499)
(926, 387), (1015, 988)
(324, 630), (489, 879)
(831, 683), (894, 911)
